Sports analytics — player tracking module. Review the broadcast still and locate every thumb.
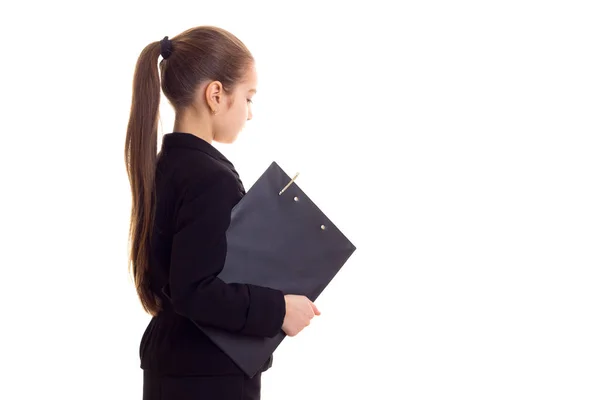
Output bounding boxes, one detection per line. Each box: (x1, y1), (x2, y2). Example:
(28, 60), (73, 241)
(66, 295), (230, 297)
(310, 301), (321, 316)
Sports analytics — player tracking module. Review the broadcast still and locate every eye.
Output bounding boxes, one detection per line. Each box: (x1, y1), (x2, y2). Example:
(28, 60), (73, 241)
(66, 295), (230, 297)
(247, 99), (253, 104)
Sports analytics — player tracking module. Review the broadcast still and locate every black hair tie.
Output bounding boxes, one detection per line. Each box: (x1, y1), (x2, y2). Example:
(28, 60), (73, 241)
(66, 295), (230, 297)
(160, 36), (173, 59)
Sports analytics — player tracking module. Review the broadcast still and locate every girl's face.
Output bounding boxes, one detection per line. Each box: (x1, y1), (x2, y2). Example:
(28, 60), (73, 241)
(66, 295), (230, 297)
(213, 64), (257, 144)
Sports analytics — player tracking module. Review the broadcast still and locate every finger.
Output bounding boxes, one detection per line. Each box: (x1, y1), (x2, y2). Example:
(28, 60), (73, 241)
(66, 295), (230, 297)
(310, 301), (321, 316)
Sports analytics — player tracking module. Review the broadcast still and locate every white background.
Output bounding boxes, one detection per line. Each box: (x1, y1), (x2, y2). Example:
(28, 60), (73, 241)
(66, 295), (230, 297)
(1, 1), (599, 399)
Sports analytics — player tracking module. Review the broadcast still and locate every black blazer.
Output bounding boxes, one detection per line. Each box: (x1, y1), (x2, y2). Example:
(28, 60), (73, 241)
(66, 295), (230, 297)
(139, 132), (286, 375)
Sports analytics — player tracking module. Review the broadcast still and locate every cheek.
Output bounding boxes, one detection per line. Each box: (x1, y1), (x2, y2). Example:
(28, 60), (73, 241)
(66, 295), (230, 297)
(239, 101), (249, 120)
(222, 101), (247, 135)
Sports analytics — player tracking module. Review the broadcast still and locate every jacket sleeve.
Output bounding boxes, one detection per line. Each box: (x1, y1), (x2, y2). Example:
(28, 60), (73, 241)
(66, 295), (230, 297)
(168, 172), (286, 338)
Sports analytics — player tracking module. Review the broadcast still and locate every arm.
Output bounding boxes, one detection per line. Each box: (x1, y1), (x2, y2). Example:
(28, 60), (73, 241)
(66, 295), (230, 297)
(168, 172), (286, 338)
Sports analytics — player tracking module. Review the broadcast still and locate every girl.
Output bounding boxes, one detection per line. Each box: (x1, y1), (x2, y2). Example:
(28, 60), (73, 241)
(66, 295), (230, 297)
(124, 26), (320, 399)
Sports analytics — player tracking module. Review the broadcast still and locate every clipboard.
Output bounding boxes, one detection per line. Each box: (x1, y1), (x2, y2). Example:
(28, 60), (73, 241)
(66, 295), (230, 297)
(176, 161), (357, 377)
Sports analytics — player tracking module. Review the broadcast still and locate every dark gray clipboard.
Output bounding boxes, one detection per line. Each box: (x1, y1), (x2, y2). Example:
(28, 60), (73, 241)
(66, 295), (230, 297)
(170, 161), (356, 378)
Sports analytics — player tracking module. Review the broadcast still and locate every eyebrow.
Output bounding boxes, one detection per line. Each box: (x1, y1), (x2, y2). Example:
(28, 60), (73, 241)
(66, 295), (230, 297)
(249, 89), (257, 94)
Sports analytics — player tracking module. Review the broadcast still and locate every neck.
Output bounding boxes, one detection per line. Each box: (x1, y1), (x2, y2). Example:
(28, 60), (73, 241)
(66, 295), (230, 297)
(173, 108), (214, 144)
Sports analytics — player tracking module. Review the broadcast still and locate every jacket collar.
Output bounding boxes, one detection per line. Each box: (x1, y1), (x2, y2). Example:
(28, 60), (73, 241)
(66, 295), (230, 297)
(161, 132), (230, 163)
(160, 132), (244, 189)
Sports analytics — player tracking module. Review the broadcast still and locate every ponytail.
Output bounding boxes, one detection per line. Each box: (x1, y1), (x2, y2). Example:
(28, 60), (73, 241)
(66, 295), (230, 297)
(124, 41), (162, 315)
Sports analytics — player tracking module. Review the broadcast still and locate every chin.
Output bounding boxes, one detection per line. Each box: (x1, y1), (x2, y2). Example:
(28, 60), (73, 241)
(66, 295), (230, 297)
(227, 133), (241, 144)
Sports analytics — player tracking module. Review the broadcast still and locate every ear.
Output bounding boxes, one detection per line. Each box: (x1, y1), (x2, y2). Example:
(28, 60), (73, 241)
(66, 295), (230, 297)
(205, 80), (224, 113)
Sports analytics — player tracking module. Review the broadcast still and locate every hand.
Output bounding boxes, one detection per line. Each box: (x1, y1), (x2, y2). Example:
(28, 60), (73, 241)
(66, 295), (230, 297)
(281, 294), (321, 337)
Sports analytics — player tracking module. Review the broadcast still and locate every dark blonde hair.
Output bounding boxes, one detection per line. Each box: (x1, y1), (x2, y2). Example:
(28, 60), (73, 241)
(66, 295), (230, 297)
(124, 26), (254, 315)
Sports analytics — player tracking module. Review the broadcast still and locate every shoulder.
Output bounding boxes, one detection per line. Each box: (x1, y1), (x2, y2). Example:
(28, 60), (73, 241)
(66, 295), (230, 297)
(178, 165), (243, 215)
(169, 168), (242, 229)
(183, 168), (240, 203)
(168, 172), (240, 234)
(161, 150), (242, 197)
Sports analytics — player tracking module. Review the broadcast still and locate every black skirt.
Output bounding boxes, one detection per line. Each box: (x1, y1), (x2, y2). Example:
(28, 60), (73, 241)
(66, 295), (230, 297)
(143, 370), (262, 400)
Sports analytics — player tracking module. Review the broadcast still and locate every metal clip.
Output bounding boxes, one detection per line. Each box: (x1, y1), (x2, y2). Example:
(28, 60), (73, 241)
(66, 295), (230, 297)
(279, 172), (300, 195)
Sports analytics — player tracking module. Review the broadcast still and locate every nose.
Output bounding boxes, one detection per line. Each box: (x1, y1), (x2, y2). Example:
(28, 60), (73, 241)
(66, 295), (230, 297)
(247, 109), (253, 121)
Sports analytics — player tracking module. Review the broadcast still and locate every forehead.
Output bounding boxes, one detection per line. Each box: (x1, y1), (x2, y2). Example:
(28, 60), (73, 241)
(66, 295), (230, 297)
(240, 63), (258, 90)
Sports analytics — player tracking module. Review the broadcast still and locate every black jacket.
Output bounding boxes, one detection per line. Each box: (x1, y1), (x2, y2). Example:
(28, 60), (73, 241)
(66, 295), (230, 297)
(139, 132), (286, 375)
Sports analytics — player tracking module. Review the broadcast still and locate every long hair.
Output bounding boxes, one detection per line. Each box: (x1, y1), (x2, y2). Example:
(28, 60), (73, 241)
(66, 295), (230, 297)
(124, 26), (254, 315)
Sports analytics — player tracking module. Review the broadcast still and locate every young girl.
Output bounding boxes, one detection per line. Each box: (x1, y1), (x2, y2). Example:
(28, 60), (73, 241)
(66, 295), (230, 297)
(124, 26), (320, 399)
